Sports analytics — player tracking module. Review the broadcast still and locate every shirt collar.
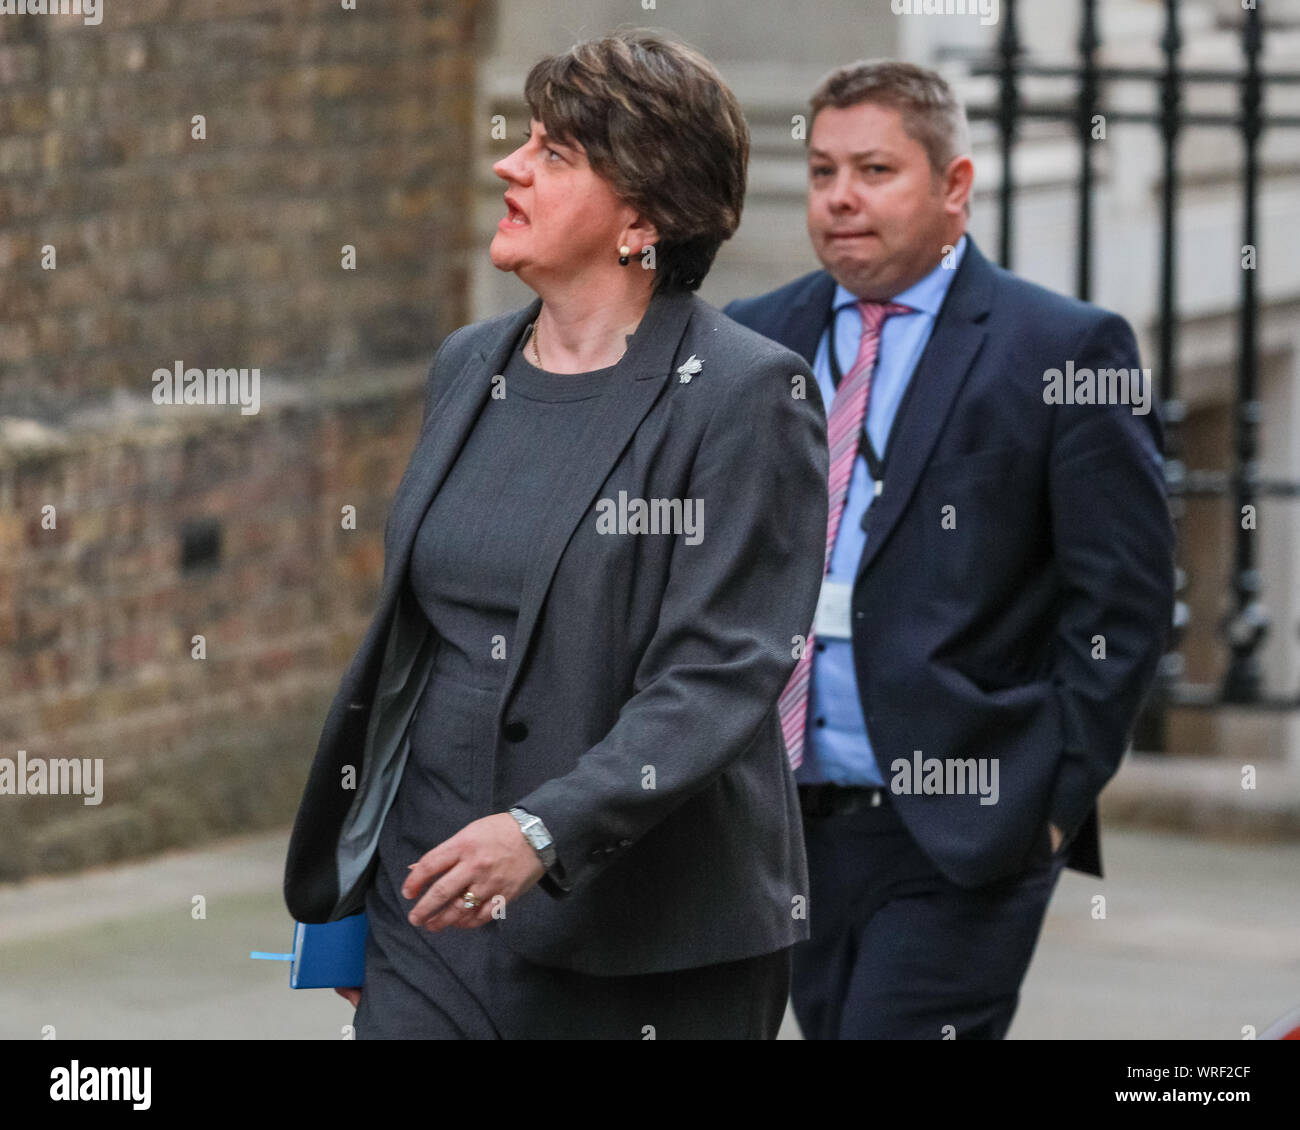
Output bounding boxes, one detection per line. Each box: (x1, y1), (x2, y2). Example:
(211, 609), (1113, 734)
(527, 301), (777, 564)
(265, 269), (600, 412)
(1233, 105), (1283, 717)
(830, 233), (968, 319)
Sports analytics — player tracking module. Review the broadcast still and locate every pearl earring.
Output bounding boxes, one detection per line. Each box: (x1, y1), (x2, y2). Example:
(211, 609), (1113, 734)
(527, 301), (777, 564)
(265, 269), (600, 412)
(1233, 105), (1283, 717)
(618, 244), (631, 266)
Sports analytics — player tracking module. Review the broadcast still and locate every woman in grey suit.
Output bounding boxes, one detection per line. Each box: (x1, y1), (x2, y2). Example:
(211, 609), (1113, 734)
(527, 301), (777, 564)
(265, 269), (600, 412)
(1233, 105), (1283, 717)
(283, 27), (828, 1038)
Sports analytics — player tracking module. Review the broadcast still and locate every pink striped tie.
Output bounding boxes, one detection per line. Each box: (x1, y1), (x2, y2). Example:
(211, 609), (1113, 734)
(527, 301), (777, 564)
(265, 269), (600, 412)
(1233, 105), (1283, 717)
(778, 299), (911, 770)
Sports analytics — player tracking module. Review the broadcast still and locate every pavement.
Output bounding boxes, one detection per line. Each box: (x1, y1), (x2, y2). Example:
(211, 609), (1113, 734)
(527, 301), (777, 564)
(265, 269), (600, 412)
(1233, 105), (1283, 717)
(0, 826), (1296, 1040)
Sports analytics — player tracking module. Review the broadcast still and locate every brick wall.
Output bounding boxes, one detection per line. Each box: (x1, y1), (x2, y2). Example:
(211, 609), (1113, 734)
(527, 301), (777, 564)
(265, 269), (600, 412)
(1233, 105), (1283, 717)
(0, 0), (481, 879)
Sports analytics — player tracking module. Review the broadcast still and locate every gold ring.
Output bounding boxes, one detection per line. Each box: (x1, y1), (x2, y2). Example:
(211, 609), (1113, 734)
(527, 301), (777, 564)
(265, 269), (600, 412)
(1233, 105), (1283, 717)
(461, 890), (480, 909)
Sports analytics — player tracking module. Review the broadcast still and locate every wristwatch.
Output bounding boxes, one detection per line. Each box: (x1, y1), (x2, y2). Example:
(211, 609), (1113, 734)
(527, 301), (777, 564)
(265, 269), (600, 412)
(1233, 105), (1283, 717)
(508, 806), (558, 872)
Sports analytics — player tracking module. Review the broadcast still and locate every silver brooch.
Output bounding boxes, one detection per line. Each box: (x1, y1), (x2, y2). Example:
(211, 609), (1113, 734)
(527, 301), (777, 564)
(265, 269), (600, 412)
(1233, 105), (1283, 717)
(677, 355), (703, 383)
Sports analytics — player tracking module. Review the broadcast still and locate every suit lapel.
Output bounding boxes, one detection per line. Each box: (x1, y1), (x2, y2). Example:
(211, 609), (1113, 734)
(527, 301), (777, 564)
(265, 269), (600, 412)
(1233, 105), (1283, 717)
(496, 286), (696, 722)
(771, 271), (837, 366)
(854, 239), (994, 582)
(380, 285), (697, 726)
(380, 298), (541, 605)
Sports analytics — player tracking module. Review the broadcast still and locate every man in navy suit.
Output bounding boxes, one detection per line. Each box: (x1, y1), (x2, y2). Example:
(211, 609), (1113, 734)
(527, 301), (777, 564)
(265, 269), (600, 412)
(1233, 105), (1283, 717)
(724, 60), (1174, 1039)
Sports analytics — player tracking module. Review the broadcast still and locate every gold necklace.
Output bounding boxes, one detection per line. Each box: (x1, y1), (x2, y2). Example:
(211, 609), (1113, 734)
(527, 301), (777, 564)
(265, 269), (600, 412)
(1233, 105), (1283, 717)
(529, 315), (630, 370)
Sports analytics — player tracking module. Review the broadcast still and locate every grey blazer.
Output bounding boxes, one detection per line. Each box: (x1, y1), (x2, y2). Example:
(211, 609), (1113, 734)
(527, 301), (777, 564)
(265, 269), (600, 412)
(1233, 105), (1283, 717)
(283, 285), (829, 976)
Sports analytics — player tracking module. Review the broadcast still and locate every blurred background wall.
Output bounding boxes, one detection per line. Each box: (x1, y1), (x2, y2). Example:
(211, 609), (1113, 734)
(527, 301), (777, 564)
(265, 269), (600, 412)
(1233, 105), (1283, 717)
(0, 0), (479, 879)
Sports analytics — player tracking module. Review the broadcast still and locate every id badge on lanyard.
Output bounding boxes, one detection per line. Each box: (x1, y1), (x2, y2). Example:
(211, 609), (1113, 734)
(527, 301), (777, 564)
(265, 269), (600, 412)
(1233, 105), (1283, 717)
(813, 579), (854, 639)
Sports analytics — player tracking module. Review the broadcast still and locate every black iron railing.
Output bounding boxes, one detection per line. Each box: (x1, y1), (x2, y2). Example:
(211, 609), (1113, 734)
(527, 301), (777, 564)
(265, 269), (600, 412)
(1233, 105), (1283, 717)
(963, 0), (1300, 728)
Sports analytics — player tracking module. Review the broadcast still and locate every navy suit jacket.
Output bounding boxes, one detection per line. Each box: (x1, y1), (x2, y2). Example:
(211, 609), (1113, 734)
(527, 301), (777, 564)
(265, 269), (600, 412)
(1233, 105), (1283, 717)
(724, 237), (1175, 885)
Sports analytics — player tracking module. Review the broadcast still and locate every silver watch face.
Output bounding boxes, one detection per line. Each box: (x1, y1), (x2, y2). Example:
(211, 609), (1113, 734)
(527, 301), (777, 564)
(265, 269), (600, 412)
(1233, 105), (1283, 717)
(513, 811), (547, 846)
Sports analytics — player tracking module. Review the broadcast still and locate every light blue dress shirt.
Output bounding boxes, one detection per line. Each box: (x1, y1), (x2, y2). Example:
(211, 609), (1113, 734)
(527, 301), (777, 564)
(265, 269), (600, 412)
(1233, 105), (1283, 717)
(797, 235), (968, 786)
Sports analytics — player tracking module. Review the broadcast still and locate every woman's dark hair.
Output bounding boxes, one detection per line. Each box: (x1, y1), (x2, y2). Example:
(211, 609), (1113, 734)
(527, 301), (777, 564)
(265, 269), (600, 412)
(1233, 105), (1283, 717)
(523, 28), (749, 293)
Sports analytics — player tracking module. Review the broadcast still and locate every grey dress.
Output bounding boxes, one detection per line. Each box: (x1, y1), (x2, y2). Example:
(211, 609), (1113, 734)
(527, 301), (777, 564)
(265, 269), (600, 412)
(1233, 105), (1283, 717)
(352, 327), (790, 1040)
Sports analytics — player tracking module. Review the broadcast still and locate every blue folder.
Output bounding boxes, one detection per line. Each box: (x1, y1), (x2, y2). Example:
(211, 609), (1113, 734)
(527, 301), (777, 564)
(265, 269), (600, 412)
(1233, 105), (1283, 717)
(250, 913), (368, 989)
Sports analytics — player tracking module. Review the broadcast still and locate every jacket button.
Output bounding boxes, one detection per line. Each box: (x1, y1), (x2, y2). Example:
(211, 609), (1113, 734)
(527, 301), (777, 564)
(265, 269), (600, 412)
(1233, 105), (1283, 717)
(617, 838), (632, 848)
(503, 720), (528, 742)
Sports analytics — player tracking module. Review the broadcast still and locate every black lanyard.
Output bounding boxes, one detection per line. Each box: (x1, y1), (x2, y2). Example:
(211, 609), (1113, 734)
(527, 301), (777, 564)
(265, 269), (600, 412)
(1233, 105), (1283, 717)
(824, 303), (885, 490)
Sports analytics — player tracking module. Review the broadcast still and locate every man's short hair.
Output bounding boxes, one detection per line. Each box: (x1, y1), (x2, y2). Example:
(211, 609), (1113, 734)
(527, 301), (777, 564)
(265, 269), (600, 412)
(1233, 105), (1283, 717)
(808, 60), (970, 177)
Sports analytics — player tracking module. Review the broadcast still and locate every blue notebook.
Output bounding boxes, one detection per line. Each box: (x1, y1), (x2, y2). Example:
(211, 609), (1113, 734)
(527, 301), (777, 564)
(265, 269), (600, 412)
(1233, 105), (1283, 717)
(250, 913), (368, 989)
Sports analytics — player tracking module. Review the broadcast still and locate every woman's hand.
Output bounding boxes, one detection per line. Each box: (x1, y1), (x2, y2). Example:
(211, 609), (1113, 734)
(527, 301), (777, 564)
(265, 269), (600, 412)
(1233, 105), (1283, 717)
(403, 813), (546, 932)
(335, 987), (362, 1007)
